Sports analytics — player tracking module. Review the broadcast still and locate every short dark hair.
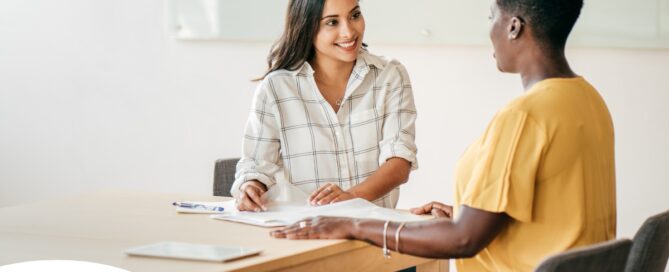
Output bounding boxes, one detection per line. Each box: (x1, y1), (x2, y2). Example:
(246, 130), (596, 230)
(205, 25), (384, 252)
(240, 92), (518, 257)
(496, 0), (583, 48)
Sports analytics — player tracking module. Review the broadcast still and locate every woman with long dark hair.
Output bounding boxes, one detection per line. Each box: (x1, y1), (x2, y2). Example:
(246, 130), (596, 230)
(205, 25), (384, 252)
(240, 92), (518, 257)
(231, 0), (418, 212)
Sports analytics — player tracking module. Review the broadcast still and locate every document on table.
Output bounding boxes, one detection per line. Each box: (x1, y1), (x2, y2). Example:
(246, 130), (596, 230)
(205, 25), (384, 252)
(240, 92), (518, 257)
(210, 198), (429, 227)
(173, 182), (308, 214)
(176, 183), (430, 227)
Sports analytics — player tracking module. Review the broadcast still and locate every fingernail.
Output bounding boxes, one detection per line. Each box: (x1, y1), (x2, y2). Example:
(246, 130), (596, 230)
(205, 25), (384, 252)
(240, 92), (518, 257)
(255, 208), (260, 212)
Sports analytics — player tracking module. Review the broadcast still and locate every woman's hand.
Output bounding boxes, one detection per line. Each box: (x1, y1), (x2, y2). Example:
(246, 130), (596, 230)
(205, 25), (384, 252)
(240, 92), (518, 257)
(236, 180), (268, 212)
(270, 216), (356, 239)
(309, 184), (357, 206)
(410, 201), (453, 218)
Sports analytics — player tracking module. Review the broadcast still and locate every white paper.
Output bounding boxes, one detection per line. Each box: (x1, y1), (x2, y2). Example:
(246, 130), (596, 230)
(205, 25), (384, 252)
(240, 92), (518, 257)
(178, 183), (430, 227)
(211, 198), (429, 227)
(261, 182), (311, 209)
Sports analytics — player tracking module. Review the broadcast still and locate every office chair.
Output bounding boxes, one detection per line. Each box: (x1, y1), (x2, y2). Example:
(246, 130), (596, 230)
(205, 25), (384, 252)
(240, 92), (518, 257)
(625, 209), (669, 272)
(213, 158), (240, 197)
(534, 239), (632, 272)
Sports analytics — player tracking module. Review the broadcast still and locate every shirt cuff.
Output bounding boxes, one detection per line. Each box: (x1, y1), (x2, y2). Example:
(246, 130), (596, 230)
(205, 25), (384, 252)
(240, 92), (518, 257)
(230, 173), (276, 197)
(378, 142), (418, 170)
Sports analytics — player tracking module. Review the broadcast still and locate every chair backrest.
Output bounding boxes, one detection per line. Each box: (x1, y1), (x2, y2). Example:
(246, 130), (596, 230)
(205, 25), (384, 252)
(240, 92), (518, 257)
(213, 158), (240, 197)
(625, 209), (669, 272)
(534, 239), (633, 272)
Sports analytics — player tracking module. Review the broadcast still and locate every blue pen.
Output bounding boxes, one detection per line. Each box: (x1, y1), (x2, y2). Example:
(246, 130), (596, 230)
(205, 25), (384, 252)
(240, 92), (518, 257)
(172, 202), (225, 212)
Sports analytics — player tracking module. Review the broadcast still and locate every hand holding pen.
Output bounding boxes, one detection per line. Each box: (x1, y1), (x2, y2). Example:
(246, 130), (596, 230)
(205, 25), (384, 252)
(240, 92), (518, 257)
(236, 180), (268, 212)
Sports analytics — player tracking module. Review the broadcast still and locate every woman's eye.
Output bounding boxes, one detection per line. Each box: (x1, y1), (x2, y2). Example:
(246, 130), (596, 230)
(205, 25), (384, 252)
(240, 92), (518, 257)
(326, 19), (338, 26)
(351, 11), (362, 19)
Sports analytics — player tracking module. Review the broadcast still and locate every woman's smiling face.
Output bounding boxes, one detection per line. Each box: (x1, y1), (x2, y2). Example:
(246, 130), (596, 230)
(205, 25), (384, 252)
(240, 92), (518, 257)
(313, 0), (365, 64)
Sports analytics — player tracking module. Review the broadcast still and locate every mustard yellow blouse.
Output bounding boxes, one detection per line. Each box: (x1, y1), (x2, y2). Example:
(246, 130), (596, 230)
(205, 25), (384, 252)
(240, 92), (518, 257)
(454, 77), (616, 271)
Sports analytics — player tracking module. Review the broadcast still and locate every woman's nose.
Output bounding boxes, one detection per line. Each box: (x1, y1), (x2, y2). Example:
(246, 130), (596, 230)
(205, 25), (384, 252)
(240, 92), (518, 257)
(339, 21), (354, 38)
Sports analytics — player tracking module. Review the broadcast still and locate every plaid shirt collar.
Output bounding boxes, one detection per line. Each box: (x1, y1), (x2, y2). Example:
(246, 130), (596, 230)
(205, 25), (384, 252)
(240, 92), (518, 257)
(292, 49), (386, 77)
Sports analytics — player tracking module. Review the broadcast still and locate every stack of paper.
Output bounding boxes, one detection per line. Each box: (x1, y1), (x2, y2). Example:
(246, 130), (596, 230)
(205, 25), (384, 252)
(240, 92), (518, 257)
(210, 198), (430, 227)
(175, 184), (430, 227)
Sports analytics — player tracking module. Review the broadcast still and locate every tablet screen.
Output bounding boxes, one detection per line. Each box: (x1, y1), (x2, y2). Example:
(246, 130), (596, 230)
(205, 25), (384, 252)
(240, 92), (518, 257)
(125, 242), (262, 262)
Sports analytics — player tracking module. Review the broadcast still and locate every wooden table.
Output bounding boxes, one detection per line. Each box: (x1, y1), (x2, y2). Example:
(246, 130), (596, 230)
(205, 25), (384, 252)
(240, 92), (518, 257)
(0, 191), (448, 272)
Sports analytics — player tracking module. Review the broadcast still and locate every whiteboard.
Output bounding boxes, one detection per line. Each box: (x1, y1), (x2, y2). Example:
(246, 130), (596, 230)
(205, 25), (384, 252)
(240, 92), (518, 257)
(166, 0), (669, 49)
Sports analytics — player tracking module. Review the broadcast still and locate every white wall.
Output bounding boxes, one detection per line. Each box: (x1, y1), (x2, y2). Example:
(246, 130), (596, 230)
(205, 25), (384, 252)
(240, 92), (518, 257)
(1, 0), (668, 241)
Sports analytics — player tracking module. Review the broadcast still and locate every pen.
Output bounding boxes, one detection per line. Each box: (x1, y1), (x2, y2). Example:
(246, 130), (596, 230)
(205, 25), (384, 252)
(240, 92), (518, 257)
(172, 202), (225, 212)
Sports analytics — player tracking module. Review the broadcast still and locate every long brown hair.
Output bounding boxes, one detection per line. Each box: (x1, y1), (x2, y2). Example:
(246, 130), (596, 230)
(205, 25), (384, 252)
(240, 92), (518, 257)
(256, 0), (325, 80)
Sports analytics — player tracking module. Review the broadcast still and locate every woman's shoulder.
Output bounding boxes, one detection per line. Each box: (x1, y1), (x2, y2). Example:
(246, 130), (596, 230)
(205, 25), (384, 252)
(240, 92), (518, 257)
(262, 61), (314, 80)
(503, 77), (587, 114)
(360, 50), (407, 71)
(263, 68), (304, 81)
(253, 65), (310, 100)
(257, 65), (308, 87)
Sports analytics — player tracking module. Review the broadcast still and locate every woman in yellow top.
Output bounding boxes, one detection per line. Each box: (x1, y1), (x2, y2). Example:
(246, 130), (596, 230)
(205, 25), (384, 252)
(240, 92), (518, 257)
(270, 0), (616, 270)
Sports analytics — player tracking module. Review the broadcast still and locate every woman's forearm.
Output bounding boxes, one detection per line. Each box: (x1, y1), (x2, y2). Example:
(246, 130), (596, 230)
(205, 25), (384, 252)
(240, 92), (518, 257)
(347, 157), (411, 201)
(350, 206), (509, 259)
(351, 218), (474, 259)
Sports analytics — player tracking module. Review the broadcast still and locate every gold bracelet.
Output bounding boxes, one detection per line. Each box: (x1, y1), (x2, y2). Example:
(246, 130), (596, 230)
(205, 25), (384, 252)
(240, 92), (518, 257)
(382, 220), (391, 259)
(395, 222), (406, 254)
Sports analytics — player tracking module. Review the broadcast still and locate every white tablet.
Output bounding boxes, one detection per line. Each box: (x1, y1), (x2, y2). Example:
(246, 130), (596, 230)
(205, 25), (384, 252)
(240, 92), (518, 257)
(125, 242), (262, 262)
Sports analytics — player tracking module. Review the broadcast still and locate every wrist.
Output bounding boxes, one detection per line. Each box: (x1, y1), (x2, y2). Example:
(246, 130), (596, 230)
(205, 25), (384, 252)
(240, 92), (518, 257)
(241, 180), (267, 192)
(350, 218), (376, 241)
(345, 188), (362, 199)
(349, 218), (362, 240)
(346, 190), (358, 198)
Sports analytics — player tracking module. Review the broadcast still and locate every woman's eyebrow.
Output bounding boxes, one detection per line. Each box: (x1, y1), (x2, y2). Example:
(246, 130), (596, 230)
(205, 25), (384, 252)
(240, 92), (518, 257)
(321, 5), (360, 20)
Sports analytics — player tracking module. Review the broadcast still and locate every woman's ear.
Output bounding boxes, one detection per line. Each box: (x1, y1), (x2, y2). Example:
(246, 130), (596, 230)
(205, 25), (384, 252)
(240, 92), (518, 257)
(507, 16), (524, 40)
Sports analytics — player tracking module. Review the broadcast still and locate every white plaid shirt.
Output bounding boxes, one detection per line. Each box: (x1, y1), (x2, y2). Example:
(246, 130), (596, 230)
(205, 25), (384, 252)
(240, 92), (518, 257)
(231, 50), (418, 208)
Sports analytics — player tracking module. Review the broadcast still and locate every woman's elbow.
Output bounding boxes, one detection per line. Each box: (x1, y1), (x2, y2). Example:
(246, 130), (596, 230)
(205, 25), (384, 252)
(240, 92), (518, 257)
(398, 171), (410, 184)
(457, 243), (482, 258)
(437, 235), (484, 259)
(392, 158), (412, 184)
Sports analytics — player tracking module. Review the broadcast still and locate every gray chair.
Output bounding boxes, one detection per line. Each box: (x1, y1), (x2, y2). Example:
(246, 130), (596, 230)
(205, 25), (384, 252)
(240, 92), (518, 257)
(213, 158), (240, 197)
(625, 209), (669, 272)
(534, 239), (633, 272)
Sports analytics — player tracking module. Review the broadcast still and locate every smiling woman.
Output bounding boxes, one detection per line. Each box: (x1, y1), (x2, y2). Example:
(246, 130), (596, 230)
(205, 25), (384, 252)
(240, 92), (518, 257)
(230, 0), (418, 213)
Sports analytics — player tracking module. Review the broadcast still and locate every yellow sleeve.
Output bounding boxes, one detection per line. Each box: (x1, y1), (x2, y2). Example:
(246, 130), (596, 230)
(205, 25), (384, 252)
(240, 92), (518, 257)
(461, 109), (546, 222)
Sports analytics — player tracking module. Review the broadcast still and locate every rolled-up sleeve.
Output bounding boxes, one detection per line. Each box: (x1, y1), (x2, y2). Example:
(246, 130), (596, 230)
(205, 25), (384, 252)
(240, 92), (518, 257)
(231, 81), (281, 197)
(378, 62), (418, 170)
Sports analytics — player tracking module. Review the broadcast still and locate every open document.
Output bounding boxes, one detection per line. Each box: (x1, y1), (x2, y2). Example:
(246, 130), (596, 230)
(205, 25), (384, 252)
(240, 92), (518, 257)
(209, 183), (430, 227)
(211, 198), (429, 227)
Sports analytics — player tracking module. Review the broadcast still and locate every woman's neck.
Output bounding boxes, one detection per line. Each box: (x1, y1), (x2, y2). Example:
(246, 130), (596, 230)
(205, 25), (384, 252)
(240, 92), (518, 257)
(310, 55), (356, 85)
(519, 47), (577, 91)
